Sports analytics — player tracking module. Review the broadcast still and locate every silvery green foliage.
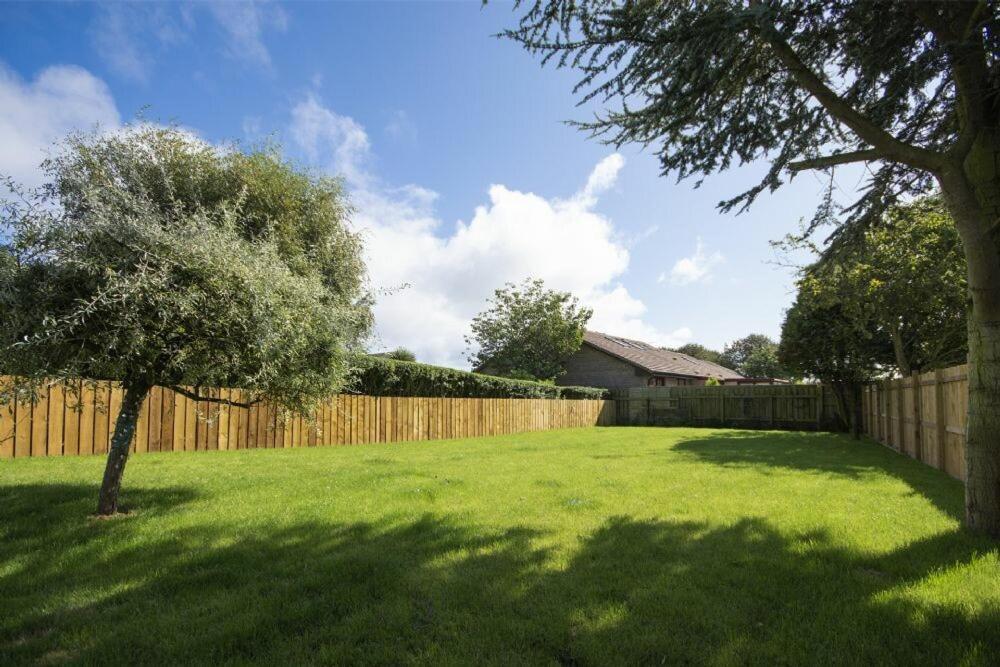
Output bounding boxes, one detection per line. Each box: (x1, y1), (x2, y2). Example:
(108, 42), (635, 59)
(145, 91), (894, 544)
(0, 126), (371, 414)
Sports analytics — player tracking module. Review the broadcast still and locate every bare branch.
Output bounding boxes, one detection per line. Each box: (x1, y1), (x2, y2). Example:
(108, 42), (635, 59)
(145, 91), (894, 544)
(787, 149), (882, 172)
(168, 385), (262, 409)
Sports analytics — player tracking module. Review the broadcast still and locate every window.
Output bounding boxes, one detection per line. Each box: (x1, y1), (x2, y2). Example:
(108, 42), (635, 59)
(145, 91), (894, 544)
(608, 335), (654, 350)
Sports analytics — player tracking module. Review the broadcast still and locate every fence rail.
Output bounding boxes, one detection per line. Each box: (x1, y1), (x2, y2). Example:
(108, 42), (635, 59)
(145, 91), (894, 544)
(6, 369), (970, 464)
(613, 384), (842, 430)
(0, 379), (614, 459)
(862, 364), (968, 481)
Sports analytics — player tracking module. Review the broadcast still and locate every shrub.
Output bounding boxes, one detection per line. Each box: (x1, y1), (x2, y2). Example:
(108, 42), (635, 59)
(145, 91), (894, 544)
(349, 356), (607, 399)
(384, 347), (417, 362)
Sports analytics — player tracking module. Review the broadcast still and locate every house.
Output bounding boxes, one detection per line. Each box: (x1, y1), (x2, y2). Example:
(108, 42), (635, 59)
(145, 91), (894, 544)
(557, 331), (745, 390)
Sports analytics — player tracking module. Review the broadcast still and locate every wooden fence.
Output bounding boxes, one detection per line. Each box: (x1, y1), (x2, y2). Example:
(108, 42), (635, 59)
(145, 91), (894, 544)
(613, 384), (842, 430)
(862, 364), (968, 480)
(0, 380), (614, 459)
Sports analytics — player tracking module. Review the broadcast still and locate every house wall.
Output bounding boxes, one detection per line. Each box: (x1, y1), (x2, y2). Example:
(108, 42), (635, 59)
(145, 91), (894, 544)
(558, 345), (652, 389)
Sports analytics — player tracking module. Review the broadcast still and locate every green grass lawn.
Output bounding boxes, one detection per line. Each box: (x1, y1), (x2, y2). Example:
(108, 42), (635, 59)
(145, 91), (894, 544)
(2, 427), (998, 665)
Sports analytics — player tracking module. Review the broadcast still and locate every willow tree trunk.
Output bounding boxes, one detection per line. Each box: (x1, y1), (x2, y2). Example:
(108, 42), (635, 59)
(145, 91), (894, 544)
(96, 381), (151, 516)
(938, 133), (1000, 538)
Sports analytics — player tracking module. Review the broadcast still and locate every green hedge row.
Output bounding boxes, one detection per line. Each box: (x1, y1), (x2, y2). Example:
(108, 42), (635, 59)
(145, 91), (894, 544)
(348, 356), (608, 400)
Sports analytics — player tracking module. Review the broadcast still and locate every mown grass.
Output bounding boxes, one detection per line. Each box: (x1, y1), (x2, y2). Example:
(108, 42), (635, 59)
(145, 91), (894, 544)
(2, 427), (998, 665)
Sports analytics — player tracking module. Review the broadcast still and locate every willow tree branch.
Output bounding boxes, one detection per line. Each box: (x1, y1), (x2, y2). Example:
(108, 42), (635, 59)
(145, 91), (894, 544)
(787, 149), (882, 172)
(168, 385), (262, 408)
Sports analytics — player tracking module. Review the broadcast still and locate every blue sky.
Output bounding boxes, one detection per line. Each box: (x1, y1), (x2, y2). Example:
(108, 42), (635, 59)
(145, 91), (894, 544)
(0, 1), (859, 368)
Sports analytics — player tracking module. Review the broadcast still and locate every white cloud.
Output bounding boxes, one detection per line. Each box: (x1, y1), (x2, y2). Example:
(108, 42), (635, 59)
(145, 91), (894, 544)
(91, 2), (286, 81)
(290, 94), (371, 186)
(0, 63), (121, 187)
(289, 96), (692, 368)
(384, 110), (417, 144)
(586, 286), (692, 348)
(242, 115), (263, 139)
(207, 1), (288, 69)
(576, 153), (625, 207)
(664, 237), (725, 286)
(91, 6), (151, 82)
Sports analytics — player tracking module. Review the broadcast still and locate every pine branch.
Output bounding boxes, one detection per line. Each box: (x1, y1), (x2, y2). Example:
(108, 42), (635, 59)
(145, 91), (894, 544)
(787, 149), (882, 172)
(752, 11), (945, 172)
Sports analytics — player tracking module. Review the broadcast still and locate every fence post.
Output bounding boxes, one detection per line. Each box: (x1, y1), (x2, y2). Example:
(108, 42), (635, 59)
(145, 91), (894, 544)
(882, 378), (891, 444)
(934, 368), (947, 472)
(718, 390), (725, 424)
(865, 385), (871, 439)
(816, 384), (824, 429)
(911, 370), (922, 461)
(876, 384), (883, 442)
(895, 376), (905, 452)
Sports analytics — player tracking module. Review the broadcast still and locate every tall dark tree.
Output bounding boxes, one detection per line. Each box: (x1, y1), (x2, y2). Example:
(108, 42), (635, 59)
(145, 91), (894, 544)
(504, 1), (1000, 536)
(779, 285), (888, 438)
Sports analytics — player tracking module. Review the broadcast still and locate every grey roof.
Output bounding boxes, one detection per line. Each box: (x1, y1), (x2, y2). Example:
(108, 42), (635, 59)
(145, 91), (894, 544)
(582, 331), (744, 380)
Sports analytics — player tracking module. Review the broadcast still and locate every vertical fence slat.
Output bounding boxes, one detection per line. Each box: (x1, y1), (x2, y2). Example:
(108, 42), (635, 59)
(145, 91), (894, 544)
(30, 387), (49, 457)
(47, 384), (64, 457)
(1, 396), (15, 459)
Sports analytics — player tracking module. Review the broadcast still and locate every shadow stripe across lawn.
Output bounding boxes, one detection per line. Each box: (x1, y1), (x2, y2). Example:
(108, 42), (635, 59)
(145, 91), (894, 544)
(1, 427), (997, 665)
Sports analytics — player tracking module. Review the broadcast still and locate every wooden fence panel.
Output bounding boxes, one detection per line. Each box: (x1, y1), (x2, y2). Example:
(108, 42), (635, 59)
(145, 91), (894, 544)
(0, 376), (613, 459)
(863, 364), (968, 481)
(613, 384), (841, 430)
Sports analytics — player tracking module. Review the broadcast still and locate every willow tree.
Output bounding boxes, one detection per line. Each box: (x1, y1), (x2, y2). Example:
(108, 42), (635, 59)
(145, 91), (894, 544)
(0, 127), (371, 515)
(505, 1), (1000, 536)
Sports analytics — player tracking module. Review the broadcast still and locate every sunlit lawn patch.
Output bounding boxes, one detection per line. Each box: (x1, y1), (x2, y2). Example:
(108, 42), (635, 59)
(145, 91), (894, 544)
(2, 427), (997, 664)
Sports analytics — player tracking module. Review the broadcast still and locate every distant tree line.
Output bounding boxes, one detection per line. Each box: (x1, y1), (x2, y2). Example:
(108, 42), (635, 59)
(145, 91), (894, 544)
(673, 335), (789, 380)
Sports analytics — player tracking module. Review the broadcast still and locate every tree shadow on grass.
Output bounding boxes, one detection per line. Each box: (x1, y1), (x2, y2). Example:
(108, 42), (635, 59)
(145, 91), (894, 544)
(1, 485), (997, 665)
(0, 482), (199, 567)
(673, 430), (965, 519)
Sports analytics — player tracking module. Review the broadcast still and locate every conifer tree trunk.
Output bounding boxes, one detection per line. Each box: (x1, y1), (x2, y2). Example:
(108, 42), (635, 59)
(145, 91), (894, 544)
(96, 381), (151, 516)
(939, 134), (1000, 538)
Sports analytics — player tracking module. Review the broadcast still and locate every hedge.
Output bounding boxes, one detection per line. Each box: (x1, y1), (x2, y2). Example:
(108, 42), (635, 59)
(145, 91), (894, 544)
(348, 356), (608, 400)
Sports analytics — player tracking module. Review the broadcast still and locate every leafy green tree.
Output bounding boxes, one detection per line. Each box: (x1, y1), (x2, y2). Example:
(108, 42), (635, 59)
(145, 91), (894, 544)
(672, 343), (729, 369)
(779, 196), (967, 375)
(721, 334), (787, 379)
(0, 126), (371, 515)
(384, 347), (417, 362)
(779, 283), (889, 439)
(504, 1), (1000, 535)
(466, 278), (592, 381)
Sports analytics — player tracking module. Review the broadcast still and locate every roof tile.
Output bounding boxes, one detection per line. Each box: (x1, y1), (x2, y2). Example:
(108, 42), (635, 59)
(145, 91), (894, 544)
(583, 331), (744, 380)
